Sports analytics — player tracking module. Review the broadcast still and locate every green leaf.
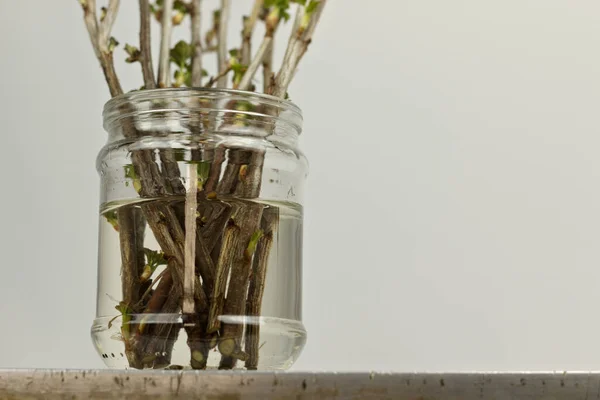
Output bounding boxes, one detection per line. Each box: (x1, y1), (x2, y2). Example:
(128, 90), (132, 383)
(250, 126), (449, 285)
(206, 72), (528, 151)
(124, 164), (135, 180)
(110, 301), (133, 334)
(144, 248), (167, 269)
(170, 40), (192, 68)
(234, 100), (254, 112)
(245, 230), (264, 259)
(184, 69), (192, 87)
(197, 161), (211, 187)
(306, 0), (319, 14)
(104, 210), (119, 232)
(265, 0), (287, 8)
(123, 164), (142, 193)
(229, 48), (240, 58)
(108, 36), (119, 52)
(231, 62), (247, 76)
(173, 68), (189, 87)
(124, 44), (140, 63)
(115, 301), (132, 316)
(173, 0), (188, 13)
(264, 0), (292, 23)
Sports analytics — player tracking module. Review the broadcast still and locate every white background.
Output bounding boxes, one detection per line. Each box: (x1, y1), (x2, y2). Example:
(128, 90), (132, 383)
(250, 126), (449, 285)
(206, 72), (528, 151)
(1, 0), (600, 371)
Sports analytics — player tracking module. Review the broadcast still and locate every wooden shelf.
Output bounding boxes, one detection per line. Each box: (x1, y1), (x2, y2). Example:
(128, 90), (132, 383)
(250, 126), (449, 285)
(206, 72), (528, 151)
(0, 370), (597, 399)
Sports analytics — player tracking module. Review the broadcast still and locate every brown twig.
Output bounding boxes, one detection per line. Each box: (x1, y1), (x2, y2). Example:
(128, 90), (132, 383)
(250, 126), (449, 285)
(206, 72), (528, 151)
(200, 199), (232, 253)
(137, 268), (168, 308)
(80, 0), (123, 96)
(141, 283), (182, 368)
(204, 147), (225, 192)
(277, 5), (301, 89)
(204, 66), (232, 88)
(237, 37), (272, 91)
(190, 0), (203, 87)
(81, 0), (100, 58)
(207, 223), (240, 333)
(194, 226), (216, 295)
(241, 0), (264, 65)
(245, 209), (277, 369)
(262, 39), (273, 93)
(271, 0), (327, 98)
(98, 0), (120, 52)
(100, 52), (124, 97)
(157, 0), (174, 87)
(218, 202), (264, 369)
(142, 269), (174, 315)
(235, 150), (265, 198)
(138, 0), (156, 88)
(216, 0), (231, 89)
(117, 207), (146, 311)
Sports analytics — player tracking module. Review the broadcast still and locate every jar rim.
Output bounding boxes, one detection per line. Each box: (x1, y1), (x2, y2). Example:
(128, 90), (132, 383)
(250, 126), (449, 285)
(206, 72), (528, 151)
(103, 87), (302, 118)
(103, 88), (303, 137)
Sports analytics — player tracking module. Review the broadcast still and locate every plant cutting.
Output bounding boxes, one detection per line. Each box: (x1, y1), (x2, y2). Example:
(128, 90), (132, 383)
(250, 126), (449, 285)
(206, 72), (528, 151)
(80, 0), (326, 370)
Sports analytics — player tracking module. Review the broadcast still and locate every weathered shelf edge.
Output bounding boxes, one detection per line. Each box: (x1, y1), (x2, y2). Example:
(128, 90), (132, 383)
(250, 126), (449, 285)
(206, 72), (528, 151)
(1, 370), (600, 399)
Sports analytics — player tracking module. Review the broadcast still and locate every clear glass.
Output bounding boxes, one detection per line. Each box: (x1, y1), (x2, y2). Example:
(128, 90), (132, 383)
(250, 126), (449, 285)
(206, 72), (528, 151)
(91, 88), (307, 370)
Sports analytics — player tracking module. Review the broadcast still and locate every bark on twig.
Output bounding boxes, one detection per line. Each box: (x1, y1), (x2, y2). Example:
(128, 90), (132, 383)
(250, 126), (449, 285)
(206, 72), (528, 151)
(80, 0), (123, 96)
(216, 0), (231, 88)
(234, 150), (265, 198)
(157, 0), (174, 87)
(216, 163), (240, 195)
(190, 0), (203, 87)
(194, 225), (216, 295)
(207, 223), (240, 333)
(98, 0), (120, 52)
(271, 0), (327, 98)
(218, 202), (264, 369)
(245, 208), (277, 369)
(237, 2), (284, 91)
(262, 39), (273, 93)
(117, 207), (146, 311)
(237, 37), (272, 91)
(273, 6), (301, 93)
(138, 0), (156, 88)
(141, 283), (181, 368)
(143, 269), (173, 314)
(81, 0), (100, 59)
(185, 275), (210, 369)
(204, 147), (225, 193)
(240, 0), (264, 65)
(204, 66), (232, 88)
(100, 52), (124, 97)
(200, 200), (232, 253)
(282, 6), (302, 64)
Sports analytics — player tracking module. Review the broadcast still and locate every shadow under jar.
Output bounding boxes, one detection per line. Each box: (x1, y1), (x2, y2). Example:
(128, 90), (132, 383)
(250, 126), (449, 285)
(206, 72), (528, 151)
(91, 88), (307, 370)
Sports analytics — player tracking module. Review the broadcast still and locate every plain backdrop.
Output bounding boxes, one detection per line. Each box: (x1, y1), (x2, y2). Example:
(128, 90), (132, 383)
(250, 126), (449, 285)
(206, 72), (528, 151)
(1, 0), (600, 371)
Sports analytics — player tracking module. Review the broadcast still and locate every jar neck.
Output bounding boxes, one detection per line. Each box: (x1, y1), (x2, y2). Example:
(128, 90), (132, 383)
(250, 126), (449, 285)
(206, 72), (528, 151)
(102, 88), (302, 145)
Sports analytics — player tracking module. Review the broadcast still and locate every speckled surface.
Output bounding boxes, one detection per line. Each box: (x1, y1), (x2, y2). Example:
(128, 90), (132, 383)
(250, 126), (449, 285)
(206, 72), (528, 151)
(0, 370), (598, 399)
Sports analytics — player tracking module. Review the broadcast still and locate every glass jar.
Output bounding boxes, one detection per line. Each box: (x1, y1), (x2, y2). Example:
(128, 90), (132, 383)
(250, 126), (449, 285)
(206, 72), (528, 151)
(91, 88), (307, 370)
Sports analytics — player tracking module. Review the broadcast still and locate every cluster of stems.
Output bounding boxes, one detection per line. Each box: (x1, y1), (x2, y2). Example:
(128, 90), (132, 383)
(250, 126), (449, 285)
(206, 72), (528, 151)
(79, 0), (325, 369)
